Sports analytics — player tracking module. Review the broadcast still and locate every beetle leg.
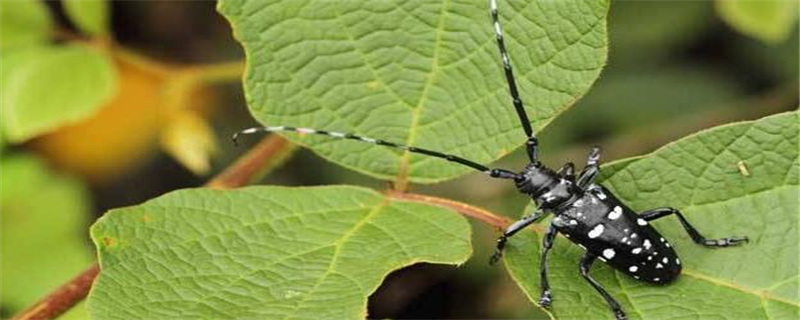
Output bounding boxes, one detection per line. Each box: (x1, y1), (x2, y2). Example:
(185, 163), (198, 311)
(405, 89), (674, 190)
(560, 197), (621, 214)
(576, 146), (601, 189)
(538, 223), (558, 308)
(579, 253), (628, 320)
(640, 207), (748, 247)
(489, 209), (548, 265)
(556, 162), (576, 182)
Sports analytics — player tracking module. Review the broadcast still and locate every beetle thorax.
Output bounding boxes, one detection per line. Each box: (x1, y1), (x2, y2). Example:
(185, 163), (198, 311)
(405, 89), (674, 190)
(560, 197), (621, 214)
(516, 164), (579, 209)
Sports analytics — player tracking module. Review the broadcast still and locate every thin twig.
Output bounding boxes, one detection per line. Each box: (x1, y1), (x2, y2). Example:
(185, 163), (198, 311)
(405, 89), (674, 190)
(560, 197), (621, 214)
(12, 265), (100, 320)
(206, 135), (295, 189)
(385, 191), (512, 229)
(12, 135), (295, 320)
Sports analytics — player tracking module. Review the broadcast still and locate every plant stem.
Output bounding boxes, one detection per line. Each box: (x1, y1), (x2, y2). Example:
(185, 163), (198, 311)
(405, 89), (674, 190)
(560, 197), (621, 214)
(11, 134), (295, 320)
(385, 191), (512, 230)
(11, 265), (99, 320)
(207, 135), (296, 189)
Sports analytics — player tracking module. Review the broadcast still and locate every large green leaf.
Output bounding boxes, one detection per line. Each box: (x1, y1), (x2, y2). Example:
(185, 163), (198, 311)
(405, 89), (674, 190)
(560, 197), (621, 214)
(218, 0), (608, 183)
(0, 0), (52, 50)
(716, 0), (799, 44)
(0, 154), (92, 313)
(0, 44), (117, 142)
(504, 112), (799, 319)
(87, 186), (471, 319)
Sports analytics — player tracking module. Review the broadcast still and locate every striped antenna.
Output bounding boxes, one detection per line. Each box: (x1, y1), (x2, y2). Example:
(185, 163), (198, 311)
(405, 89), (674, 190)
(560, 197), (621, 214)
(489, 0), (535, 139)
(232, 126), (519, 179)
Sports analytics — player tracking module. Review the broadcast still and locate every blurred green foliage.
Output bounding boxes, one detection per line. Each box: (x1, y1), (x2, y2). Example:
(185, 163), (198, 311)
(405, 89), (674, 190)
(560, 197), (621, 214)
(0, 154), (91, 313)
(717, 0), (799, 44)
(0, 0), (117, 144)
(1, 45), (117, 142)
(63, 0), (110, 37)
(0, 0), (51, 50)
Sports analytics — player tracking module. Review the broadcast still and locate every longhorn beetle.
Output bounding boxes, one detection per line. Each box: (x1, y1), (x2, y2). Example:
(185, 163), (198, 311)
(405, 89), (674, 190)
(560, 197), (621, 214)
(233, 1), (748, 319)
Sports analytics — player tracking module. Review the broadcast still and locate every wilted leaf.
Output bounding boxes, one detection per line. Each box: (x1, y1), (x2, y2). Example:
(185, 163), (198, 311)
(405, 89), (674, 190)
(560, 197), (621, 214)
(88, 186), (472, 319)
(0, 0), (52, 50)
(505, 112), (799, 319)
(716, 0), (799, 44)
(63, 0), (110, 37)
(0, 44), (117, 142)
(0, 154), (92, 312)
(218, 0), (608, 183)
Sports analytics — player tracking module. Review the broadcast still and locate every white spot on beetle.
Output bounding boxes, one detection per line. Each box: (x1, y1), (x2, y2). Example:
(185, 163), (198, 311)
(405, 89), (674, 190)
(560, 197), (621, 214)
(654, 278), (660, 282)
(608, 206), (623, 220)
(569, 219), (578, 225)
(666, 242), (671, 248)
(676, 258), (681, 265)
(660, 237), (665, 242)
(643, 239), (652, 249)
(633, 275), (640, 279)
(637, 218), (648, 226)
(656, 263), (664, 269)
(629, 266), (638, 272)
(631, 233), (638, 238)
(603, 249), (616, 259)
(632, 247), (642, 254)
(596, 192), (607, 200)
(577, 212), (583, 217)
(588, 224), (605, 239)
(647, 256), (653, 261)
(623, 228), (630, 233)
(574, 199), (584, 207)
(622, 237), (628, 242)
(662, 257), (669, 264)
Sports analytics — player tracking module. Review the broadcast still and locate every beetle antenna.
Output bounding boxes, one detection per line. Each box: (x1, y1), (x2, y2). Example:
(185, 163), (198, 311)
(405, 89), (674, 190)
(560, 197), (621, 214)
(232, 126), (519, 179)
(489, 0), (535, 140)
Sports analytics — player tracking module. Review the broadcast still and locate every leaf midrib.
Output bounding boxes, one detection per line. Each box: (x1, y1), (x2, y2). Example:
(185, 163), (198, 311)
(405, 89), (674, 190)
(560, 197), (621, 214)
(396, 0), (450, 184)
(281, 199), (390, 320)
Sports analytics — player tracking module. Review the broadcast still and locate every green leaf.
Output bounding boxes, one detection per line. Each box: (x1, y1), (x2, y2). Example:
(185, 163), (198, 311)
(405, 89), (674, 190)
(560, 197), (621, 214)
(87, 186), (472, 319)
(716, 0), (799, 44)
(63, 0), (110, 37)
(0, 0), (52, 50)
(505, 112), (799, 320)
(218, 0), (608, 183)
(0, 153), (92, 312)
(0, 44), (117, 142)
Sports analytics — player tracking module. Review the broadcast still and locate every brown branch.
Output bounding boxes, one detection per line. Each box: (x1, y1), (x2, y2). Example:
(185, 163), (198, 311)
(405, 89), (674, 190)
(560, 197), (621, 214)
(206, 135), (295, 189)
(385, 191), (512, 229)
(12, 265), (99, 320)
(12, 135), (294, 320)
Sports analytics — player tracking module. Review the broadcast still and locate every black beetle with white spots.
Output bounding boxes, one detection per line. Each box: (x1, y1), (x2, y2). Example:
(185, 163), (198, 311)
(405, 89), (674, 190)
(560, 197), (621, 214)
(233, 1), (749, 319)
